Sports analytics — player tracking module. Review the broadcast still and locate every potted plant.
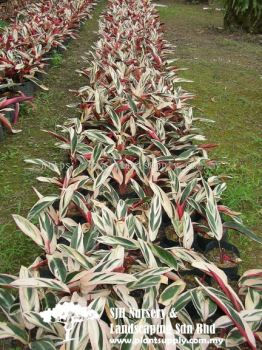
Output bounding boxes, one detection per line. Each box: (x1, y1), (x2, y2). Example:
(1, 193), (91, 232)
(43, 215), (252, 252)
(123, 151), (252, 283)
(205, 241), (241, 279)
(0, 0), (261, 349)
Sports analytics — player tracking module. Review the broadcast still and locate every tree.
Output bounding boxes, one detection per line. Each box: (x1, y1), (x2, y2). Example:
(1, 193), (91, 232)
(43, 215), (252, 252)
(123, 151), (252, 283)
(224, 0), (262, 33)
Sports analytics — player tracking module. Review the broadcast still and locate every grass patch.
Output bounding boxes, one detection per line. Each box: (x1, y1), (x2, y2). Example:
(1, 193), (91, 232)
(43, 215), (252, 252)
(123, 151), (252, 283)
(0, 1), (107, 274)
(51, 50), (63, 67)
(0, 223), (40, 273)
(159, 0), (262, 271)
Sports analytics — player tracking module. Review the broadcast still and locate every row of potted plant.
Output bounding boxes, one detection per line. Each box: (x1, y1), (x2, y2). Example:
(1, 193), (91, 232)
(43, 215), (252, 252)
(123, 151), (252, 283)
(0, 0), (96, 84)
(0, 0), (32, 21)
(0, 0), (261, 349)
(0, 0), (97, 140)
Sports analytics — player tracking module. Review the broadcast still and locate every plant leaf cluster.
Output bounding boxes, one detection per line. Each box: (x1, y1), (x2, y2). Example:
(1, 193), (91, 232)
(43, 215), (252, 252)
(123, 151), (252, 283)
(0, 0), (261, 349)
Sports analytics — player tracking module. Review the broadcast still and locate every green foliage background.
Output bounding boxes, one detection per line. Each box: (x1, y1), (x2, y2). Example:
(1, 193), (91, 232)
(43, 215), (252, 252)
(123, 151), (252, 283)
(224, 0), (262, 32)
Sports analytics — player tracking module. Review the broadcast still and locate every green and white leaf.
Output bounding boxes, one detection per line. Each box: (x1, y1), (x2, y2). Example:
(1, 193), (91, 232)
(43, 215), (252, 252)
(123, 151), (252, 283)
(58, 244), (93, 269)
(13, 215), (44, 247)
(150, 244), (178, 270)
(160, 280), (186, 306)
(10, 278), (70, 293)
(203, 180), (223, 241)
(28, 196), (58, 220)
(148, 195), (162, 241)
(47, 253), (67, 282)
(0, 322), (28, 344)
(94, 163), (115, 190)
(149, 182), (174, 219)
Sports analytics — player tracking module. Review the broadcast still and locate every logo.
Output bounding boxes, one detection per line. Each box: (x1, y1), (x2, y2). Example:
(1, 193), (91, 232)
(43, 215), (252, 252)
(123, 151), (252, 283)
(39, 302), (99, 341)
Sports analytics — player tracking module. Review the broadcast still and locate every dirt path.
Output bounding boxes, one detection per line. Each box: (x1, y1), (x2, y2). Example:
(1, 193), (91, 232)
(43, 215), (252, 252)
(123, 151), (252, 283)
(158, 0), (262, 271)
(0, 1), (106, 273)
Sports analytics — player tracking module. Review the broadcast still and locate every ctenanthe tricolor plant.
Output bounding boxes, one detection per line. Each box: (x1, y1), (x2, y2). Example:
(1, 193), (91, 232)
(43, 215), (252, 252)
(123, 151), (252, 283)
(0, 0), (97, 86)
(0, 0), (261, 349)
(0, 0), (97, 136)
(0, 90), (33, 133)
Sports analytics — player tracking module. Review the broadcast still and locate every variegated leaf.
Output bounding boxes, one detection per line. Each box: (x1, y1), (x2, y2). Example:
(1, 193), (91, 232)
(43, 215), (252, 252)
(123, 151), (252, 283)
(28, 196), (58, 220)
(66, 320), (89, 350)
(19, 266), (40, 330)
(58, 244), (93, 269)
(24, 312), (57, 333)
(0, 322), (28, 344)
(160, 280), (186, 306)
(93, 163), (115, 190)
(81, 272), (136, 286)
(150, 244), (178, 270)
(0, 274), (17, 286)
(149, 182), (174, 219)
(182, 212), (194, 249)
(148, 195), (162, 241)
(203, 180), (223, 241)
(30, 340), (57, 350)
(39, 213), (57, 254)
(97, 236), (138, 250)
(88, 319), (110, 350)
(191, 289), (217, 322)
(12, 215), (43, 247)
(138, 239), (157, 268)
(47, 253), (67, 282)
(10, 278), (70, 293)
(88, 297), (106, 318)
(198, 282), (256, 350)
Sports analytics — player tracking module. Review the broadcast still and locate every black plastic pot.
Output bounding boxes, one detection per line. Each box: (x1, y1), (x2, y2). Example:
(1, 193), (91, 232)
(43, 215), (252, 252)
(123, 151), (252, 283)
(0, 123), (5, 141)
(35, 71), (44, 81)
(180, 268), (212, 287)
(0, 339), (21, 349)
(229, 274), (240, 282)
(160, 236), (200, 250)
(15, 80), (37, 96)
(3, 109), (15, 124)
(205, 241), (240, 280)
(161, 212), (171, 228)
(159, 236), (180, 248)
(69, 215), (87, 225)
(196, 227), (228, 252)
(159, 218), (180, 248)
(191, 238), (200, 251)
(196, 233), (215, 252)
(37, 254), (54, 279)
(159, 216), (199, 250)
(0, 80), (20, 90)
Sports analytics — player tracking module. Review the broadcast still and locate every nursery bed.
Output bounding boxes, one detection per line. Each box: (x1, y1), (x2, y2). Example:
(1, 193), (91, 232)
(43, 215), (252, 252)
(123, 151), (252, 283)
(0, 0), (106, 273)
(0, 0), (261, 348)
